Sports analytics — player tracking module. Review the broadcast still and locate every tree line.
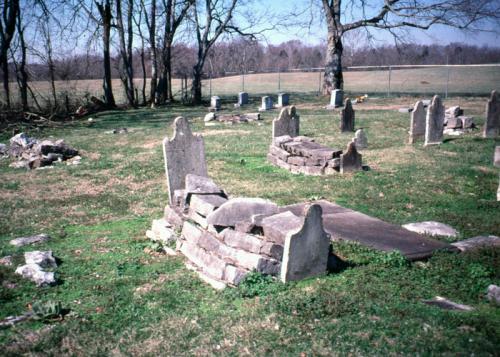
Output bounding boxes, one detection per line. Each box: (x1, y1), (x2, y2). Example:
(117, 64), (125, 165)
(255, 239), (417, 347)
(0, 0), (498, 116)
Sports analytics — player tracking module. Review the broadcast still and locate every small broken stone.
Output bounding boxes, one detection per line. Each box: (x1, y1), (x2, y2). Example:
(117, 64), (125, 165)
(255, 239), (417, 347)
(486, 285), (500, 306)
(10, 234), (50, 247)
(422, 296), (474, 311)
(24, 251), (57, 269)
(15, 264), (56, 286)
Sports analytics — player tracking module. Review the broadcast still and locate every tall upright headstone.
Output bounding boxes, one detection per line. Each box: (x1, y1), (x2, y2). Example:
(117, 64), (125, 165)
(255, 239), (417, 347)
(210, 96), (221, 110)
(259, 96), (273, 111)
(484, 90), (499, 138)
(280, 204), (330, 283)
(163, 117), (208, 205)
(238, 92), (249, 106)
(272, 106), (300, 138)
(277, 93), (290, 107)
(424, 95), (445, 146)
(340, 98), (355, 132)
(409, 101), (426, 144)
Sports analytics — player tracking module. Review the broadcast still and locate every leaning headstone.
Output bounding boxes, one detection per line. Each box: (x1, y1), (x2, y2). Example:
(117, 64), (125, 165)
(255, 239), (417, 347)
(484, 90), (499, 138)
(210, 96), (221, 111)
(328, 89), (343, 108)
(340, 99), (355, 132)
(409, 101), (426, 144)
(259, 96), (273, 111)
(424, 95), (445, 146)
(494, 146), (500, 167)
(352, 129), (367, 149)
(163, 117), (208, 205)
(280, 204), (330, 283)
(272, 106), (300, 138)
(486, 285), (500, 306)
(238, 92), (249, 106)
(340, 142), (362, 173)
(277, 93), (290, 108)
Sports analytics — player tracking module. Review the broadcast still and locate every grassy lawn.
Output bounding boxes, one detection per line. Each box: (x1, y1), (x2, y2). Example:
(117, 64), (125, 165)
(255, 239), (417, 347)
(0, 94), (499, 355)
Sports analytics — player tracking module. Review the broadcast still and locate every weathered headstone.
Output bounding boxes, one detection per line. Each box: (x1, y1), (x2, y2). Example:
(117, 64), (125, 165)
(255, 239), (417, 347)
(329, 89), (343, 108)
(340, 99), (355, 132)
(424, 95), (445, 146)
(409, 101), (426, 144)
(210, 96), (221, 110)
(340, 141), (362, 173)
(238, 92), (249, 106)
(352, 129), (368, 149)
(484, 90), (499, 138)
(495, 146), (500, 167)
(259, 96), (273, 111)
(280, 204), (330, 283)
(277, 93), (290, 107)
(163, 117), (208, 205)
(272, 106), (300, 138)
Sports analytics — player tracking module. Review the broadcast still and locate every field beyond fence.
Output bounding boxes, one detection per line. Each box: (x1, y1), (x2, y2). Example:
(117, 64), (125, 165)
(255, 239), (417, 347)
(8, 65), (500, 108)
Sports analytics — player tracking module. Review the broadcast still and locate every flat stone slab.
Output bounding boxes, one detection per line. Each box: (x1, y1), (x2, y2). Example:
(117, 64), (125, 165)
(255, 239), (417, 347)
(422, 296), (474, 311)
(207, 198), (279, 228)
(402, 221), (458, 238)
(451, 235), (500, 252)
(281, 200), (454, 260)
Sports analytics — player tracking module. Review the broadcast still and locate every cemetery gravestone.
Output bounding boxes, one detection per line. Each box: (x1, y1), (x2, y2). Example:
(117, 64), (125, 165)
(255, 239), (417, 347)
(424, 95), (445, 146)
(409, 101), (426, 144)
(280, 204), (330, 283)
(210, 96), (221, 110)
(352, 129), (368, 149)
(238, 92), (249, 106)
(330, 89), (343, 108)
(163, 117), (208, 205)
(484, 90), (499, 138)
(259, 96), (273, 111)
(340, 98), (355, 132)
(277, 93), (290, 107)
(340, 142), (362, 173)
(272, 106), (300, 138)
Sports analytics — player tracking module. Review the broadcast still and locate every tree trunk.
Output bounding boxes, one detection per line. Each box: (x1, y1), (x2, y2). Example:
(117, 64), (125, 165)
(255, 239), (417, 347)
(17, 18), (29, 111)
(323, 32), (343, 95)
(148, 0), (157, 107)
(157, 39), (173, 104)
(140, 45), (147, 105)
(191, 63), (203, 104)
(116, 0), (136, 107)
(1, 59), (10, 109)
(99, 0), (116, 108)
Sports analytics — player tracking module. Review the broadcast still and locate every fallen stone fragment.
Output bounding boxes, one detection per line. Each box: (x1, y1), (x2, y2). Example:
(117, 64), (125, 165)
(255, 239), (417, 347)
(398, 108), (412, 113)
(10, 234), (50, 247)
(24, 251), (57, 269)
(0, 143), (7, 157)
(451, 235), (500, 252)
(146, 218), (176, 244)
(206, 198), (279, 228)
(204, 113), (216, 122)
(164, 205), (184, 228)
(486, 285), (500, 306)
(445, 106), (463, 118)
(402, 221), (458, 238)
(422, 296), (474, 311)
(185, 174), (225, 197)
(10, 133), (37, 148)
(221, 229), (263, 254)
(112, 128), (128, 134)
(15, 264), (56, 286)
(0, 255), (13, 266)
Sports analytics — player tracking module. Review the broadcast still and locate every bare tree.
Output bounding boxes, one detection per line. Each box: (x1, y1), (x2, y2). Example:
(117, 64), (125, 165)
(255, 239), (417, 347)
(116, 0), (136, 106)
(319, 0), (500, 94)
(0, 0), (20, 109)
(94, 0), (117, 107)
(155, 0), (193, 104)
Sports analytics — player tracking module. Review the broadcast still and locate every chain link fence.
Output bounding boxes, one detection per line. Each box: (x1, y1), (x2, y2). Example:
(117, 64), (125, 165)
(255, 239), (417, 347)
(201, 64), (500, 100)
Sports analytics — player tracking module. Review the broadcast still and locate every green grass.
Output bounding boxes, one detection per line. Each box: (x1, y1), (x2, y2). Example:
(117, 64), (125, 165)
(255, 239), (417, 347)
(0, 94), (499, 355)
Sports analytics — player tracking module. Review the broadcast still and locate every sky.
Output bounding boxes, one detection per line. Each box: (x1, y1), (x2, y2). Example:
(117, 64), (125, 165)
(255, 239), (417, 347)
(252, 0), (500, 47)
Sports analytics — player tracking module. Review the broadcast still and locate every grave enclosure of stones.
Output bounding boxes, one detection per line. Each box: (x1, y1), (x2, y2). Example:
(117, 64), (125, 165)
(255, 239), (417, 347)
(144, 113), (500, 290)
(267, 104), (363, 176)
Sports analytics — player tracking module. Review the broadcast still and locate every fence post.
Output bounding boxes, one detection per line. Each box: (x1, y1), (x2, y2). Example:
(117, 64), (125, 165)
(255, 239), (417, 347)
(278, 70), (281, 92)
(318, 70), (322, 95)
(387, 66), (392, 97)
(445, 65), (450, 99)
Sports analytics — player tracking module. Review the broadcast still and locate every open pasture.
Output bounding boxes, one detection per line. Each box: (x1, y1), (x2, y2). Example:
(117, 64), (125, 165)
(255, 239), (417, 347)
(0, 94), (499, 355)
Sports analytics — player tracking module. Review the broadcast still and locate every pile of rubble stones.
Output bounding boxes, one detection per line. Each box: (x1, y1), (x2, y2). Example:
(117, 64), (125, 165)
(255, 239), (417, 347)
(3, 133), (80, 169)
(444, 106), (475, 133)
